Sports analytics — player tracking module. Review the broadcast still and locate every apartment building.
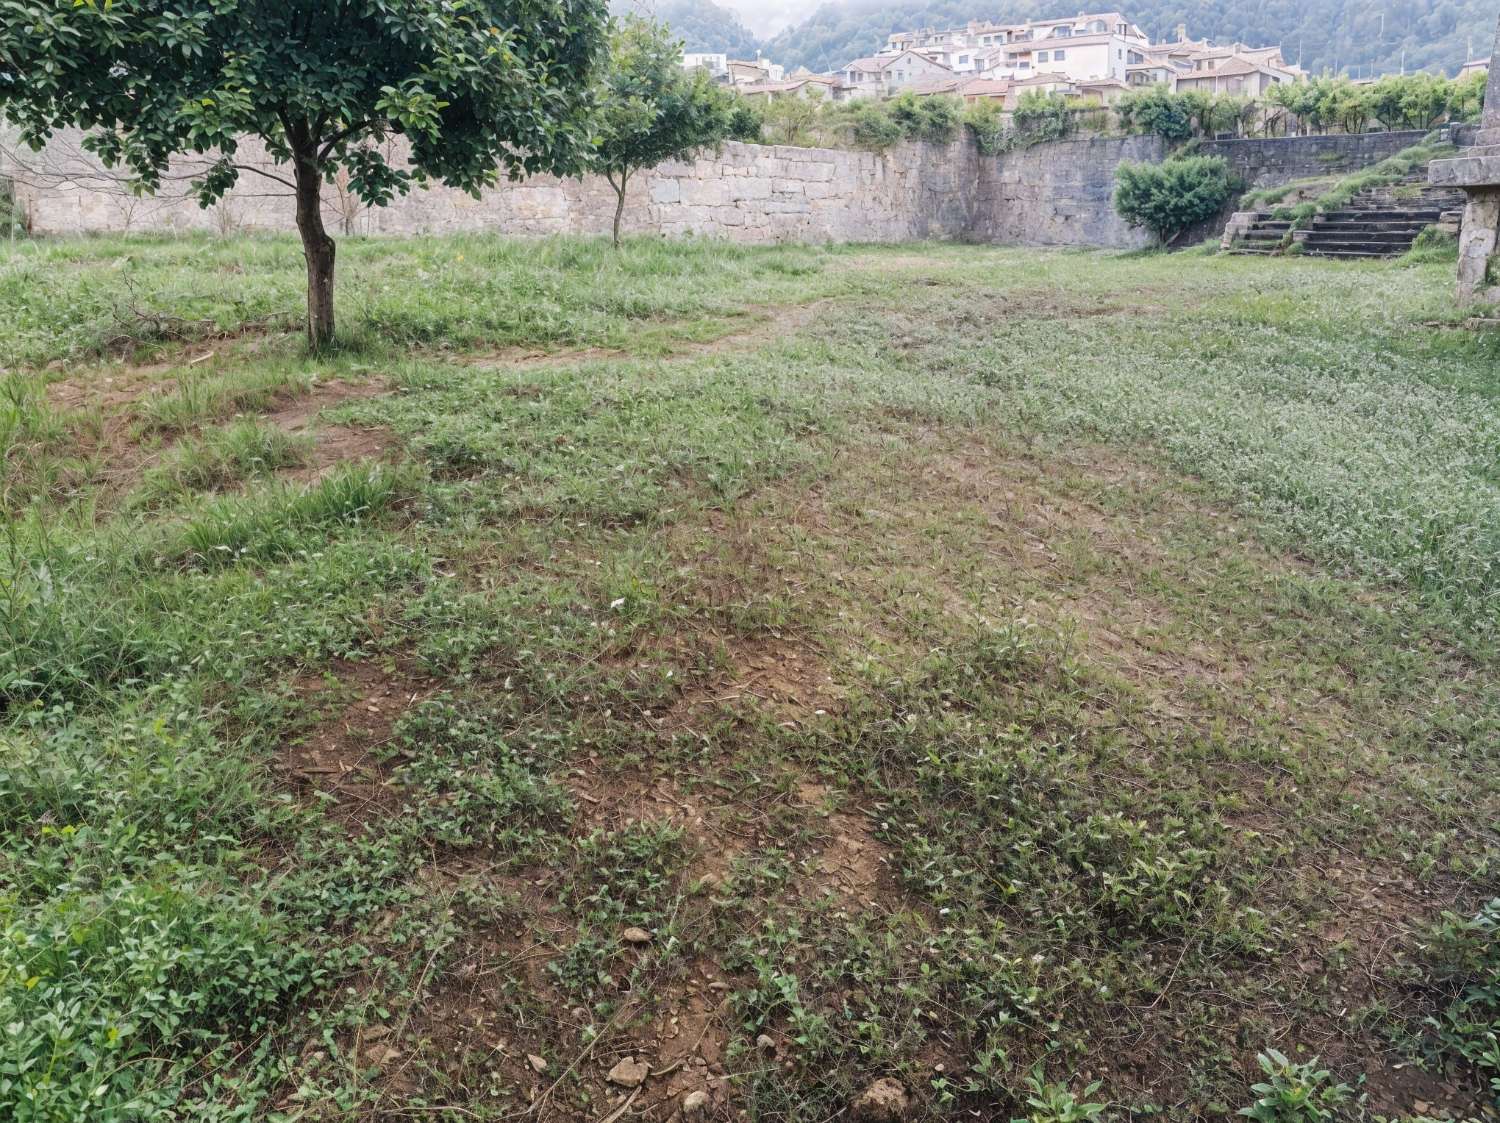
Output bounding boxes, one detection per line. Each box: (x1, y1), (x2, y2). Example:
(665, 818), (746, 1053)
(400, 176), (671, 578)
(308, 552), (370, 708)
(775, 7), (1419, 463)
(839, 49), (956, 98)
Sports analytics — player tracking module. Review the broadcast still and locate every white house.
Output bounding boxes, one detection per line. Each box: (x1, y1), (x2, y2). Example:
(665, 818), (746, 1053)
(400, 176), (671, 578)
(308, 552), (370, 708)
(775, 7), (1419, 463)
(839, 49), (956, 99)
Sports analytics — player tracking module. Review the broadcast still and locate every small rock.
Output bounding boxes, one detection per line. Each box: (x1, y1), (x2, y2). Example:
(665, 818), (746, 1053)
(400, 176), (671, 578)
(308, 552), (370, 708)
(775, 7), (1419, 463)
(606, 1056), (650, 1088)
(682, 1089), (712, 1119)
(621, 926), (652, 945)
(755, 1034), (776, 1053)
(527, 1053), (548, 1075)
(363, 1024), (391, 1040)
(851, 1078), (909, 1123)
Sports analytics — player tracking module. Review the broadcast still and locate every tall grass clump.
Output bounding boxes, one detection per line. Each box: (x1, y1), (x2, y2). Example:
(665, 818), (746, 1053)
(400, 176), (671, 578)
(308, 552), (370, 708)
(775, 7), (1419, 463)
(135, 419), (311, 505)
(159, 462), (408, 568)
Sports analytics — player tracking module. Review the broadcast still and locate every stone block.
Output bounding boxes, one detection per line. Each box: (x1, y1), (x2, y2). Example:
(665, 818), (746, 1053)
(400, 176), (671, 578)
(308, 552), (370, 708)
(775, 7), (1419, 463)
(772, 179), (805, 195)
(649, 179), (680, 204)
(679, 179), (732, 206)
(731, 178), (773, 200)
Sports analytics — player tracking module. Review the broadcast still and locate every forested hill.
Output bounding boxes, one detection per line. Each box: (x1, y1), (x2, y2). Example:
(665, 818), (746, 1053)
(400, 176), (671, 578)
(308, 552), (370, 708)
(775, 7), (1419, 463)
(613, 0), (763, 56)
(754, 0), (1500, 78)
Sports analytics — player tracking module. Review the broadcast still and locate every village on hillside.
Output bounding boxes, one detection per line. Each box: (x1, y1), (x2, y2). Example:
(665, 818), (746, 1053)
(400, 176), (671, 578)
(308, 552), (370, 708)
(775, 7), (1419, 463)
(682, 8), (1489, 111)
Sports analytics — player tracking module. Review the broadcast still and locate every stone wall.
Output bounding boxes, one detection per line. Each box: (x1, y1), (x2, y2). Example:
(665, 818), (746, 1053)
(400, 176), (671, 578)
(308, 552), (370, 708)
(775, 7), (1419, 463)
(1197, 130), (1431, 190)
(973, 134), (1168, 248)
(0, 125), (1428, 251)
(3, 131), (976, 245)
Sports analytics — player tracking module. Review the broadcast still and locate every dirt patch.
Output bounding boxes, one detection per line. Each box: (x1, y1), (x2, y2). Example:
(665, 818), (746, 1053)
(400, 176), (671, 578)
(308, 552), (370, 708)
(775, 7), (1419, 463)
(274, 657), (437, 829)
(265, 380), (400, 478)
(796, 781), (888, 905)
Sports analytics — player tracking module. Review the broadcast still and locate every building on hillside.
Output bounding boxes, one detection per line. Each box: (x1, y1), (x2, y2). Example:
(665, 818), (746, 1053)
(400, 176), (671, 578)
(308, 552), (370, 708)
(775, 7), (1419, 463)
(737, 75), (838, 100)
(1174, 51), (1299, 96)
(682, 52), (728, 78)
(838, 49), (955, 99)
(726, 58), (785, 85)
(681, 53), (784, 85)
(1459, 56), (1490, 79)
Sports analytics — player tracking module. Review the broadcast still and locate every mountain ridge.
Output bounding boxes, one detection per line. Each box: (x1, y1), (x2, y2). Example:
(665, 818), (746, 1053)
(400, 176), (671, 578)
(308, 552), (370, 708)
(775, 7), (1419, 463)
(649, 0), (1500, 81)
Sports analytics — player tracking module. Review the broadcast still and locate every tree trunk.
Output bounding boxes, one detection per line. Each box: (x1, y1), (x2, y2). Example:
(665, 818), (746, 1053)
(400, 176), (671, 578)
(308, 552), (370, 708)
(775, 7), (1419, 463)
(610, 172), (628, 248)
(293, 151), (336, 350)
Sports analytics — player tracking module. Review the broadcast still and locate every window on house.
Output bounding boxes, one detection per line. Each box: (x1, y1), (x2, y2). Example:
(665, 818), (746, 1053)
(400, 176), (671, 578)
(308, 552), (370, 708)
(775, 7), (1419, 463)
(1054, 49), (1065, 60)
(958, 55), (969, 64)
(1036, 50), (1047, 61)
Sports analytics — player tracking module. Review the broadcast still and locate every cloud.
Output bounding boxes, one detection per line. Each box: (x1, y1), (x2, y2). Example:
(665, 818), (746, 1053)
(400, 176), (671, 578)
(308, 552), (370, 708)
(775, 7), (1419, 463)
(720, 0), (810, 37)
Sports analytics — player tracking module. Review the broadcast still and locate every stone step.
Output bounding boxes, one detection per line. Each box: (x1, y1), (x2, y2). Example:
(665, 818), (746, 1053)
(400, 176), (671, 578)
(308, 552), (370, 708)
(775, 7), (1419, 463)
(1303, 229), (1423, 244)
(1303, 247), (1398, 259)
(1312, 217), (1438, 231)
(1318, 208), (1446, 222)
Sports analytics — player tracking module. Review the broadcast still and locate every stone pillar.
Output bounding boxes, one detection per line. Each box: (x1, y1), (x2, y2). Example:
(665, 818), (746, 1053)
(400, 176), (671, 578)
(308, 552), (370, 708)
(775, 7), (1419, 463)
(1457, 191), (1500, 303)
(1429, 16), (1500, 305)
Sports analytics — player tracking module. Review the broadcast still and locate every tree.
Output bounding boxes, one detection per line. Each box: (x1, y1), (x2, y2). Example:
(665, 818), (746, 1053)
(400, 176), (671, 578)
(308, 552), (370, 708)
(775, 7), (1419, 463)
(1117, 85), (1194, 142)
(594, 15), (740, 247)
(0, 0), (607, 348)
(759, 91), (824, 147)
(1114, 155), (1234, 246)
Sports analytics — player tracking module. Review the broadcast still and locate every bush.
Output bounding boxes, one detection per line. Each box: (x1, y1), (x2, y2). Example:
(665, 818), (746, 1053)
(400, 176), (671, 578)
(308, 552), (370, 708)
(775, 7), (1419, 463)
(963, 98), (1008, 156)
(1117, 85), (1196, 141)
(1012, 90), (1075, 144)
(887, 91), (960, 143)
(1114, 155), (1235, 246)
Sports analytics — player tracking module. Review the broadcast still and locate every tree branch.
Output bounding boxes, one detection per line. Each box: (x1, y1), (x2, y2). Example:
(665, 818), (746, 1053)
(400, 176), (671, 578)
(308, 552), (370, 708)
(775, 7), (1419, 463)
(318, 120), (373, 162)
(233, 163), (297, 191)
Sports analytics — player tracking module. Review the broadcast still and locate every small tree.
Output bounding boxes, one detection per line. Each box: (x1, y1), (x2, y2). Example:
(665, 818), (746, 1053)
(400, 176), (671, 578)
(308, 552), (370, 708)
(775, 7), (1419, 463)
(595, 16), (739, 247)
(0, 0), (606, 348)
(759, 91), (823, 147)
(1114, 155), (1234, 246)
(1117, 85), (1194, 141)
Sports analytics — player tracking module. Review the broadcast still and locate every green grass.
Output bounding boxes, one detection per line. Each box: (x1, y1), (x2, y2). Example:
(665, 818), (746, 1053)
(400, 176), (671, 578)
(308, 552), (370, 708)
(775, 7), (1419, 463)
(1, 234), (1497, 1122)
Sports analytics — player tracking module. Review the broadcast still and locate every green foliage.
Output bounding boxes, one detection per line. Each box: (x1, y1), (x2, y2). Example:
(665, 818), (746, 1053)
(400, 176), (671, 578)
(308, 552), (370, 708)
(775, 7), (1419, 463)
(758, 92), (825, 146)
(595, 16), (743, 242)
(0, 0), (605, 201)
(887, 91), (961, 143)
(0, 176), (23, 238)
(1237, 1050), (1356, 1122)
(1418, 900), (1500, 1101)
(1114, 155), (1235, 245)
(829, 99), (909, 151)
(0, 0), (608, 344)
(1116, 85), (1197, 142)
(135, 420), (311, 506)
(1011, 91), (1076, 145)
(1015, 1073), (1108, 1122)
(963, 98), (1009, 156)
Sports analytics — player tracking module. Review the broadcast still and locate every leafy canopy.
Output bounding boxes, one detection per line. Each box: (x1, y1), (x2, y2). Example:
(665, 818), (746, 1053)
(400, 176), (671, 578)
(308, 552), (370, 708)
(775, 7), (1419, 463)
(1114, 154), (1235, 245)
(594, 15), (742, 184)
(0, 0), (608, 206)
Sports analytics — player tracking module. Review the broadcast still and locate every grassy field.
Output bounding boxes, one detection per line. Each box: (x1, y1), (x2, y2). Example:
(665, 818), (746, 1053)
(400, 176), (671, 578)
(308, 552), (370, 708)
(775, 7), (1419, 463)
(2, 233), (1498, 1123)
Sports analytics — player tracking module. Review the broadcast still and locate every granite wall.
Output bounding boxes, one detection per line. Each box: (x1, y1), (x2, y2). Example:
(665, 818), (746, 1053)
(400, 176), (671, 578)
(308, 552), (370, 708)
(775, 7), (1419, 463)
(0, 126), (1428, 251)
(1197, 130), (1431, 190)
(973, 134), (1168, 249)
(3, 132), (977, 245)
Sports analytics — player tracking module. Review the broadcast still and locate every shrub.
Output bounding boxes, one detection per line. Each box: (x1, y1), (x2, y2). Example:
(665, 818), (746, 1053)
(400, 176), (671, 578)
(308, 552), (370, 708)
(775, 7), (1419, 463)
(887, 91), (961, 143)
(1114, 155), (1235, 246)
(1238, 1050), (1357, 1122)
(1012, 91), (1075, 144)
(963, 98), (1009, 155)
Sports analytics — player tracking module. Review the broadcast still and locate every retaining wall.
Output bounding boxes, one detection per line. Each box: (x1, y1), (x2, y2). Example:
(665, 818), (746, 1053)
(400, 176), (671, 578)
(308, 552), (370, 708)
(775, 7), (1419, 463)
(1, 126), (1427, 251)
(1198, 130), (1431, 190)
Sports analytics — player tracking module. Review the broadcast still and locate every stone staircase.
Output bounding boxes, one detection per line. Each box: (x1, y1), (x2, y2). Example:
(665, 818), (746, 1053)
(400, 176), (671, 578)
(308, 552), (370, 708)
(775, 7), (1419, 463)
(1299, 180), (1467, 259)
(1224, 177), (1466, 259)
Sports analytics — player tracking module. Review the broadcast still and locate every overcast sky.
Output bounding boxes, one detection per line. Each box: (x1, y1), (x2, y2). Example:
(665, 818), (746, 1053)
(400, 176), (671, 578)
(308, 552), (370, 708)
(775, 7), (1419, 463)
(725, 0), (806, 37)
